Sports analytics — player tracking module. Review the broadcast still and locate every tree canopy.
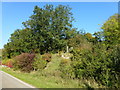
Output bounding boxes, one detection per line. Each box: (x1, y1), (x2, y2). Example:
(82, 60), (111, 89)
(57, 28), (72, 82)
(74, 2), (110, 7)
(3, 4), (77, 58)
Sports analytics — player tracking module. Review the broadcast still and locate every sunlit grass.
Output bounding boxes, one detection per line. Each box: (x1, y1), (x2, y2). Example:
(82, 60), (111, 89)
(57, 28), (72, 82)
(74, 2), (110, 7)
(2, 67), (84, 88)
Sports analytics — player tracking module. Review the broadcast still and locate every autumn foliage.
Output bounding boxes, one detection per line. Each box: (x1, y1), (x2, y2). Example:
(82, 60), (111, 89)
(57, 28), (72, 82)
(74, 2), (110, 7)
(13, 53), (35, 72)
(2, 59), (13, 68)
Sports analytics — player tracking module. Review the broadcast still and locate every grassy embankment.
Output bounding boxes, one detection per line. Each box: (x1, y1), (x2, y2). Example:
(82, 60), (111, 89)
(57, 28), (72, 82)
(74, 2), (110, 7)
(2, 54), (103, 88)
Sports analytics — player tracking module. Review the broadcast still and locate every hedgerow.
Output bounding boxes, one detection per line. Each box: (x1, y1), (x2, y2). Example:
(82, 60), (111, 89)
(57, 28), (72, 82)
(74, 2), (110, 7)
(70, 44), (120, 88)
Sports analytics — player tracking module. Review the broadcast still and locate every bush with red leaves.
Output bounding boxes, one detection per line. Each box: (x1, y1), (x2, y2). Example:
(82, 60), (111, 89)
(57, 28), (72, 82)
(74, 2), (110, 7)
(6, 60), (13, 68)
(13, 53), (35, 73)
(2, 59), (13, 68)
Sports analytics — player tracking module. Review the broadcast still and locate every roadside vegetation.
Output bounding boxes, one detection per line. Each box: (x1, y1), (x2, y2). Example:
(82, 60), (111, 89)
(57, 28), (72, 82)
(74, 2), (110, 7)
(2, 4), (120, 88)
(2, 54), (104, 88)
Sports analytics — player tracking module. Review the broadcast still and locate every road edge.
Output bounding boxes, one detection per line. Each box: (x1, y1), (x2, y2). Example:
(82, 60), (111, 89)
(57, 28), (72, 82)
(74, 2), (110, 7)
(1, 71), (36, 88)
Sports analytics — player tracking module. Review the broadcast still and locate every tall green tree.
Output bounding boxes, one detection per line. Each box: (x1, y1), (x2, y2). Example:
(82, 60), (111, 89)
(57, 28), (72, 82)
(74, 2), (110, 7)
(101, 14), (120, 45)
(3, 28), (34, 58)
(22, 4), (76, 53)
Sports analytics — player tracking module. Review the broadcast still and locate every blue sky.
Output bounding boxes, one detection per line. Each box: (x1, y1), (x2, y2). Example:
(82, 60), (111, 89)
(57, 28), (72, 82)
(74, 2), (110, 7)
(0, 2), (1, 29)
(1, 2), (118, 49)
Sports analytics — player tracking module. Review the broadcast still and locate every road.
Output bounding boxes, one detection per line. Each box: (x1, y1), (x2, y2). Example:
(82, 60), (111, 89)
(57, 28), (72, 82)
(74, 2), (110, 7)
(0, 71), (36, 88)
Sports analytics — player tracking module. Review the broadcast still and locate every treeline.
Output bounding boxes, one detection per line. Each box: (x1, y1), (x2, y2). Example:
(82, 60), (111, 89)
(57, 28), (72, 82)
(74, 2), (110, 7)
(2, 4), (120, 88)
(2, 5), (77, 59)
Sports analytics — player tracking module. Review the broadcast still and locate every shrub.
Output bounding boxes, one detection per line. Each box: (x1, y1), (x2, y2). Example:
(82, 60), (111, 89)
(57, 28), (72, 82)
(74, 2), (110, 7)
(42, 53), (52, 62)
(61, 59), (70, 64)
(59, 58), (74, 79)
(58, 51), (64, 57)
(2, 59), (13, 68)
(13, 53), (35, 73)
(70, 44), (120, 88)
(33, 54), (47, 71)
(107, 45), (120, 88)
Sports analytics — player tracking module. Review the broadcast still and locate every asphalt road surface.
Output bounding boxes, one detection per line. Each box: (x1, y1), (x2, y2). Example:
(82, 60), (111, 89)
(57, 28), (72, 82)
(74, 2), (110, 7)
(1, 71), (36, 88)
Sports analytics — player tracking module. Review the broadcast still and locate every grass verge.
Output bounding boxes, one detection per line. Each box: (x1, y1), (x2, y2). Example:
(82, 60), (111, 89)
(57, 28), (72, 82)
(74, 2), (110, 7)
(2, 67), (84, 88)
